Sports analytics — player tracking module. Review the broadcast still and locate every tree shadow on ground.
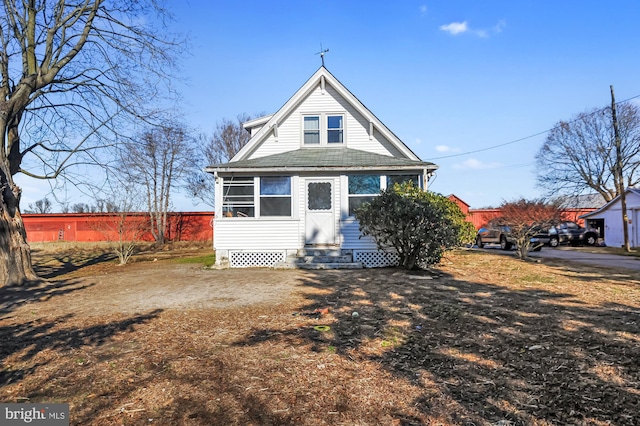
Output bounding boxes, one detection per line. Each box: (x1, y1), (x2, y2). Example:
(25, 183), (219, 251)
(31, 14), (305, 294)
(0, 278), (95, 317)
(235, 267), (640, 425)
(0, 308), (162, 388)
(32, 250), (117, 279)
(0, 270), (302, 425)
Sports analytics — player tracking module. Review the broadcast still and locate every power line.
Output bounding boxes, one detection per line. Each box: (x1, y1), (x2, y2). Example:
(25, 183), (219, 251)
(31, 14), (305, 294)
(427, 93), (640, 161)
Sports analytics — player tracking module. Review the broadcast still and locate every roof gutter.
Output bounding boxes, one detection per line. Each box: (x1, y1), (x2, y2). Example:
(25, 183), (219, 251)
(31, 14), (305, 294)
(205, 164), (439, 174)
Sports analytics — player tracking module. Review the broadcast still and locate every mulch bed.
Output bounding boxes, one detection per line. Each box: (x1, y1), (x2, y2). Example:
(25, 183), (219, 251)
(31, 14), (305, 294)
(1, 247), (639, 425)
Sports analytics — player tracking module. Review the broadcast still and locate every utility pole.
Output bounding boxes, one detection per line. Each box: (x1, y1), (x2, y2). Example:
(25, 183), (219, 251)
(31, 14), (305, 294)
(611, 85), (631, 252)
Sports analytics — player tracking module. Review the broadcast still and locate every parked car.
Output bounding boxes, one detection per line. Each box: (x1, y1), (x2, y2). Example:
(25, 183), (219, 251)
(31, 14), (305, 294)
(477, 226), (513, 250)
(476, 225), (544, 251)
(547, 221), (599, 247)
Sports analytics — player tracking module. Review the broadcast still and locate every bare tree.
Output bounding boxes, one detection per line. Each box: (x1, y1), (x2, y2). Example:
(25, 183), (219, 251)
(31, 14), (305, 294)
(536, 103), (640, 203)
(0, 0), (181, 286)
(91, 188), (147, 265)
(119, 124), (195, 244)
(94, 198), (120, 213)
(187, 114), (254, 207)
(25, 197), (52, 213)
(493, 198), (563, 260)
(71, 203), (90, 213)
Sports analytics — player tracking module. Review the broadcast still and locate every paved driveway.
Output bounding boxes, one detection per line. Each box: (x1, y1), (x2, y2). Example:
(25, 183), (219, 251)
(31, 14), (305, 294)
(528, 247), (640, 271)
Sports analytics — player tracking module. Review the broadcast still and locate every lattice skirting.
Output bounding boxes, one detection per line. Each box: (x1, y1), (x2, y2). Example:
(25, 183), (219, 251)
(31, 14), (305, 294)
(354, 250), (400, 268)
(229, 251), (286, 267)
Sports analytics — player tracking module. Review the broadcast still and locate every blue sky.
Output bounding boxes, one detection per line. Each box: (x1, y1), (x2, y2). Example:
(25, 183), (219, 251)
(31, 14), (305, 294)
(17, 1), (640, 210)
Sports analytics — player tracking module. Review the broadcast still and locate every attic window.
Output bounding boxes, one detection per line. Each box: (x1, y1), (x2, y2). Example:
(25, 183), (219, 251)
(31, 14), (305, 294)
(327, 115), (343, 143)
(302, 113), (345, 146)
(304, 116), (320, 144)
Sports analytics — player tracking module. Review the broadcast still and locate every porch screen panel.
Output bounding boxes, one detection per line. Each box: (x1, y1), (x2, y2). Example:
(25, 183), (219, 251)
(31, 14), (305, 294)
(222, 177), (255, 217)
(386, 174), (420, 188)
(260, 176), (292, 217)
(348, 175), (381, 216)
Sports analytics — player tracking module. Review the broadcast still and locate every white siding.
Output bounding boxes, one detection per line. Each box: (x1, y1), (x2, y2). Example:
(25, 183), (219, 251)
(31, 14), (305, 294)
(214, 219), (301, 250)
(590, 208), (640, 248)
(585, 191), (640, 247)
(250, 84), (404, 159)
(339, 217), (379, 249)
(602, 209), (624, 247)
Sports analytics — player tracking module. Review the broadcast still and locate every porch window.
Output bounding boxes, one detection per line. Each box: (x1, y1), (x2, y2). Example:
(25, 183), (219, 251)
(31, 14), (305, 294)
(348, 175), (381, 216)
(260, 176), (292, 216)
(222, 177), (255, 217)
(303, 116), (320, 144)
(386, 174), (420, 188)
(327, 115), (343, 143)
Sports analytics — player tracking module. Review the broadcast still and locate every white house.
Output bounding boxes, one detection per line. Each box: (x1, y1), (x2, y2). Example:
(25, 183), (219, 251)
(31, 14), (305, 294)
(581, 188), (640, 248)
(206, 66), (438, 268)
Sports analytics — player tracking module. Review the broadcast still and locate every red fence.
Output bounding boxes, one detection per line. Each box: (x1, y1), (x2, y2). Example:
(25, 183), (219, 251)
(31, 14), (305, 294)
(465, 208), (596, 229)
(445, 196), (596, 229)
(23, 212), (214, 243)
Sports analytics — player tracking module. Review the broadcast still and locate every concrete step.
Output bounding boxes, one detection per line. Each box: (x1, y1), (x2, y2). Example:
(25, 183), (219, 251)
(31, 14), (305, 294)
(295, 255), (354, 264)
(294, 262), (363, 270)
(297, 248), (345, 257)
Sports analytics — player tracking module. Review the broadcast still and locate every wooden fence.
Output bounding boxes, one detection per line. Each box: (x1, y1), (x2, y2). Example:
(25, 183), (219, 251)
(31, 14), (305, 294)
(23, 212), (214, 243)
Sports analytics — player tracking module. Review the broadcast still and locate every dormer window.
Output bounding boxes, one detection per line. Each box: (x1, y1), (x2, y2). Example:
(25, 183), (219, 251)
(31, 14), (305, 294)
(302, 113), (345, 146)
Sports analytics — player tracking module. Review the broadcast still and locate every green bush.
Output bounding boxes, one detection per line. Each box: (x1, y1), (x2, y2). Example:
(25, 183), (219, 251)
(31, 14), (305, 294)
(354, 182), (468, 269)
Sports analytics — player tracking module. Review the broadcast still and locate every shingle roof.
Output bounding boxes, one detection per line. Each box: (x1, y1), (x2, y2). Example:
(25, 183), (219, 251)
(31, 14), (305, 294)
(207, 148), (438, 173)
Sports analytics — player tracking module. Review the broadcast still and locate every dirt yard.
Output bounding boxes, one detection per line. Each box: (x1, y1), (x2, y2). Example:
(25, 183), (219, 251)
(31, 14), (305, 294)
(1, 243), (639, 425)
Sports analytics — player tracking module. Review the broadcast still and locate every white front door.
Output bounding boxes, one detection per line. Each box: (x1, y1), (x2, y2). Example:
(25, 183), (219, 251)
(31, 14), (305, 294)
(305, 179), (335, 245)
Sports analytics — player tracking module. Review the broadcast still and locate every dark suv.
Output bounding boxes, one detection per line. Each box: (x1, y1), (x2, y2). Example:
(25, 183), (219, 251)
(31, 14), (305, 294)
(547, 221), (598, 247)
(476, 225), (545, 251)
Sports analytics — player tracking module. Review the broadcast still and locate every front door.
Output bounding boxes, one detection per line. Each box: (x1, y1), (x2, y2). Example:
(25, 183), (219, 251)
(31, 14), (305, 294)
(305, 179), (335, 245)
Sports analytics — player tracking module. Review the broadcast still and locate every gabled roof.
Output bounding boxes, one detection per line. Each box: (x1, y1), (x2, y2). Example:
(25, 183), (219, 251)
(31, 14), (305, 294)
(207, 147), (437, 173)
(581, 188), (640, 218)
(555, 193), (606, 209)
(231, 66), (422, 162)
(447, 194), (470, 208)
(242, 115), (273, 130)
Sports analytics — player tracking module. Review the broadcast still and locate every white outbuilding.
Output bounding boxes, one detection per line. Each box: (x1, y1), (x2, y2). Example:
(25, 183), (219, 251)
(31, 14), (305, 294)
(581, 188), (640, 248)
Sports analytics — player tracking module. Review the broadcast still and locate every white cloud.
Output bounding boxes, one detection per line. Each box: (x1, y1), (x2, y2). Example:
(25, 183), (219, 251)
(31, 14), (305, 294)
(415, 138), (423, 145)
(440, 20), (506, 37)
(453, 158), (501, 170)
(439, 21), (468, 35)
(493, 20), (506, 33)
(419, 5), (428, 15)
(434, 145), (460, 153)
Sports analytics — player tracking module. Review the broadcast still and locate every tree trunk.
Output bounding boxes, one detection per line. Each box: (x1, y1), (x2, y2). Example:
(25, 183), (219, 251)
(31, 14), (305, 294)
(0, 168), (39, 286)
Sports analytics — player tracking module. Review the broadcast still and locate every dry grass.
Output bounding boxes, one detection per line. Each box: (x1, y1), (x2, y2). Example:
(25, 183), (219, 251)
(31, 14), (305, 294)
(1, 246), (639, 425)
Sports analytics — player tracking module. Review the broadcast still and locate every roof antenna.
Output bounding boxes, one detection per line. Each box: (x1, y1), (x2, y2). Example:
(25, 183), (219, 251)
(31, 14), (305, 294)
(316, 44), (329, 67)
